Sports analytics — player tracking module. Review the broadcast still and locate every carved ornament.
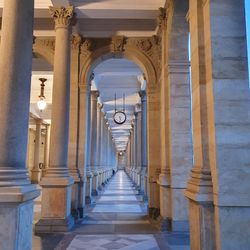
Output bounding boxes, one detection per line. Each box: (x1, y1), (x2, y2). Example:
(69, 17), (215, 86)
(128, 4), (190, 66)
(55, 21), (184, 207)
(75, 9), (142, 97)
(49, 6), (75, 28)
(71, 33), (82, 50)
(111, 36), (125, 52)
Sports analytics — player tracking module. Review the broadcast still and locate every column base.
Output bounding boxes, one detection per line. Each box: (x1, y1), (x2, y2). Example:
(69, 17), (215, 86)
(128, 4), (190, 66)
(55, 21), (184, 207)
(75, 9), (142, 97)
(148, 207), (160, 219)
(85, 196), (92, 204)
(71, 207), (80, 220)
(35, 215), (74, 233)
(0, 185), (40, 250)
(91, 189), (99, 196)
(31, 168), (41, 184)
(157, 216), (171, 232)
(78, 207), (85, 219)
(36, 175), (74, 233)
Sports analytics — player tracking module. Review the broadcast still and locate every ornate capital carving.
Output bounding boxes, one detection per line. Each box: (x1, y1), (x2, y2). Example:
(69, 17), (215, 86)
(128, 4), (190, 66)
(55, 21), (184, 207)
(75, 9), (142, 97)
(49, 6), (75, 28)
(136, 39), (152, 52)
(111, 36), (125, 52)
(91, 90), (99, 99)
(71, 33), (82, 50)
(157, 7), (167, 28)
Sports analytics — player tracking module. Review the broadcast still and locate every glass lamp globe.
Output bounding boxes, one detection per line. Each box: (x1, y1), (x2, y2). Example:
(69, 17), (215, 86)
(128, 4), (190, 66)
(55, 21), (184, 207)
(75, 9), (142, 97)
(37, 98), (47, 111)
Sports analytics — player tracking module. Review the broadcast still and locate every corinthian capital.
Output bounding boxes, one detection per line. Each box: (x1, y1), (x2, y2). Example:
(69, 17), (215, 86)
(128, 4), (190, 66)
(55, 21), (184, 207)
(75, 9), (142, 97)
(49, 6), (75, 28)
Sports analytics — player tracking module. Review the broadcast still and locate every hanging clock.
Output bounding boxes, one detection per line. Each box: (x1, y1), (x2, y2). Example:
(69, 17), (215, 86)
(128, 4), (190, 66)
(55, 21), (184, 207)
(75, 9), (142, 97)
(113, 111), (126, 125)
(113, 93), (127, 125)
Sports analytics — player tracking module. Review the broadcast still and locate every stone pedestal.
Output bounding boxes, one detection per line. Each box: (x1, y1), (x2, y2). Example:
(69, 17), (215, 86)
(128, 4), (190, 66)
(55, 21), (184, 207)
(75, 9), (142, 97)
(35, 178), (74, 232)
(85, 170), (93, 204)
(0, 186), (40, 250)
(91, 169), (99, 196)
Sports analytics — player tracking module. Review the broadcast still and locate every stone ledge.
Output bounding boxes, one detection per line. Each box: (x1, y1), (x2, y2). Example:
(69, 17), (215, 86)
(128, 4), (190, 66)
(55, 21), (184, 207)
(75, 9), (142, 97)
(35, 215), (74, 233)
(40, 176), (74, 187)
(0, 185), (40, 203)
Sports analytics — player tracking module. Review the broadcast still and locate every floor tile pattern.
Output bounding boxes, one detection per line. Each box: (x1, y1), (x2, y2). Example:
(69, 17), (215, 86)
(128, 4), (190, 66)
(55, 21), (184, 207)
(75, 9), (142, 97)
(67, 234), (160, 250)
(32, 170), (190, 250)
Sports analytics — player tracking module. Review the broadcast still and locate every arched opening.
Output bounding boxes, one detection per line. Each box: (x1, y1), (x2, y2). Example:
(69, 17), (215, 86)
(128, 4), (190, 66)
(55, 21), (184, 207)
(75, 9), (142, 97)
(82, 55), (150, 219)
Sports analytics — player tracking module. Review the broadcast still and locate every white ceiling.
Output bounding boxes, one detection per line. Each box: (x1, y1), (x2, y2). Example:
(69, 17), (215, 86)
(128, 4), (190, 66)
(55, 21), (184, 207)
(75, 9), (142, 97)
(0, 0), (165, 37)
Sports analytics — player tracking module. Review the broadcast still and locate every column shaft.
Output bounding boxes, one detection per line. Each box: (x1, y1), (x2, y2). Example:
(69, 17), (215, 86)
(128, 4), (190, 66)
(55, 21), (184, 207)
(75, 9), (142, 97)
(36, 6), (75, 233)
(31, 119), (42, 183)
(0, 0), (39, 248)
(43, 124), (50, 177)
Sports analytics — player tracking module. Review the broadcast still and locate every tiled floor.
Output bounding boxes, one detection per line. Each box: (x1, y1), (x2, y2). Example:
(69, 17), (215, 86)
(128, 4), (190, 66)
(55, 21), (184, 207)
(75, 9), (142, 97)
(32, 170), (190, 250)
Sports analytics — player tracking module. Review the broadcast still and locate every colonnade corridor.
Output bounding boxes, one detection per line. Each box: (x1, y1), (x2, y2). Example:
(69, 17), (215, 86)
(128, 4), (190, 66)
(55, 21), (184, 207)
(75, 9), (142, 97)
(32, 170), (190, 250)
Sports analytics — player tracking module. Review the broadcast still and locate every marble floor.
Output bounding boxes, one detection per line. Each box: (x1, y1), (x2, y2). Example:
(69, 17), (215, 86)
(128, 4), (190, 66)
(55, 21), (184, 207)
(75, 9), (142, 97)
(32, 170), (190, 250)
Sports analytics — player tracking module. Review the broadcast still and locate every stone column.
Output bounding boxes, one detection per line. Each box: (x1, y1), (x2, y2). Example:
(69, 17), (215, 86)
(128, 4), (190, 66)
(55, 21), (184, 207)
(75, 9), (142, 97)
(136, 105), (142, 189)
(31, 119), (42, 183)
(68, 33), (82, 219)
(130, 125), (135, 181)
(89, 90), (99, 195)
(96, 103), (102, 166)
(139, 91), (148, 199)
(85, 90), (93, 204)
(165, 0), (192, 232)
(35, 6), (75, 233)
(98, 111), (105, 187)
(186, 0), (250, 249)
(43, 124), (50, 177)
(133, 114), (138, 184)
(96, 104), (103, 190)
(167, 61), (192, 232)
(183, 0), (215, 248)
(78, 83), (90, 213)
(147, 87), (161, 219)
(0, 0), (40, 248)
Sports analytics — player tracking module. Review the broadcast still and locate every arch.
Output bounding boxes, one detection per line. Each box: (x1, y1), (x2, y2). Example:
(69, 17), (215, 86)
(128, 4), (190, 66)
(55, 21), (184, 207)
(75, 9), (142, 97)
(79, 41), (158, 91)
(32, 38), (54, 66)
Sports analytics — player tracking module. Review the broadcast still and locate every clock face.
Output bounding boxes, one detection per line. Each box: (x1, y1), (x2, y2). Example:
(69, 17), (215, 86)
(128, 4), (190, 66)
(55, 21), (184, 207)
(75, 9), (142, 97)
(113, 111), (126, 125)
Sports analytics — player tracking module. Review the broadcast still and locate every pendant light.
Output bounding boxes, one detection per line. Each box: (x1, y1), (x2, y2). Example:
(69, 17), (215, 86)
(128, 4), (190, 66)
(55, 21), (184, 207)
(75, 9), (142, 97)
(37, 78), (47, 112)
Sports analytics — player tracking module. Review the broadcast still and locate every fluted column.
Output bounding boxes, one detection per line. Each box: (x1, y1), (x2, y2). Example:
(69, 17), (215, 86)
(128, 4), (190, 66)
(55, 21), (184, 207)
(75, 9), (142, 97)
(43, 124), (51, 177)
(35, 6), (75, 233)
(0, 0), (40, 248)
(31, 119), (42, 183)
(89, 90), (99, 195)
